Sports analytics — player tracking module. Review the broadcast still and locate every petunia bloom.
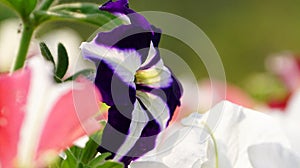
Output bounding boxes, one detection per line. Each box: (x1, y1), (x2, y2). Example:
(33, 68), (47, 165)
(0, 57), (102, 167)
(80, 0), (182, 166)
(130, 101), (291, 168)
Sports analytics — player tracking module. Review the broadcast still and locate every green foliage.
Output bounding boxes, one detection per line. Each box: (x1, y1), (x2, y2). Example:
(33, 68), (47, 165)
(0, 0), (37, 19)
(40, 42), (55, 66)
(33, 3), (122, 28)
(49, 130), (124, 168)
(39, 42), (95, 82)
(0, 0), (121, 71)
(55, 43), (69, 82)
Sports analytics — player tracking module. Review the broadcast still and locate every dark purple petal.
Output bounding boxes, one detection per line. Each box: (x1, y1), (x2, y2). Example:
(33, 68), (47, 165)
(98, 105), (133, 159)
(139, 26), (162, 69)
(120, 119), (161, 166)
(100, 0), (152, 31)
(95, 25), (153, 62)
(100, 0), (132, 14)
(98, 99), (162, 167)
(94, 60), (136, 106)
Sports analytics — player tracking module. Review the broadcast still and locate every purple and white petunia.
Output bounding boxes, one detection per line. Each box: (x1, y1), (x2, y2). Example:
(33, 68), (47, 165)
(80, 0), (182, 166)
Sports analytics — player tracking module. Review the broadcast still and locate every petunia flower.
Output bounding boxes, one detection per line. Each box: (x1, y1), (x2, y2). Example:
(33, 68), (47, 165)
(129, 101), (291, 168)
(80, 0), (182, 166)
(0, 57), (102, 167)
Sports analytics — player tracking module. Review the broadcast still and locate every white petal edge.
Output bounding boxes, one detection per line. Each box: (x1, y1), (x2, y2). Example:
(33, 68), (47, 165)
(113, 101), (149, 161)
(80, 42), (141, 86)
(136, 91), (170, 129)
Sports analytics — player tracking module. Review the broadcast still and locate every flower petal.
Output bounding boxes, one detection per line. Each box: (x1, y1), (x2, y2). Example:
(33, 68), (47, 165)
(137, 75), (182, 125)
(210, 101), (290, 167)
(98, 100), (161, 166)
(248, 143), (300, 168)
(100, 0), (152, 31)
(16, 57), (102, 166)
(37, 77), (102, 156)
(84, 24), (153, 63)
(0, 69), (30, 167)
(130, 161), (169, 168)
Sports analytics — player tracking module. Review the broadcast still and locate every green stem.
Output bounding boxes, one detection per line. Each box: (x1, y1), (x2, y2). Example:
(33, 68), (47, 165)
(38, 0), (55, 11)
(12, 23), (34, 71)
(203, 123), (219, 168)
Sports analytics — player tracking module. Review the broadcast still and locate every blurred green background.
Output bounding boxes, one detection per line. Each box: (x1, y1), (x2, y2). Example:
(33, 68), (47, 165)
(1, 0), (299, 100)
(132, 0), (300, 83)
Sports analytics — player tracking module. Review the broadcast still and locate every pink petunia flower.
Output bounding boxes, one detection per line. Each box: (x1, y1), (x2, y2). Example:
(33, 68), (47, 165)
(0, 57), (103, 167)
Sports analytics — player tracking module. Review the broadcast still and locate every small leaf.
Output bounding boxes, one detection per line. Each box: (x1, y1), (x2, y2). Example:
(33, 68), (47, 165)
(64, 69), (95, 81)
(69, 145), (83, 159)
(61, 149), (78, 168)
(39, 42), (55, 67)
(33, 3), (123, 28)
(81, 129), (104, 164)
(55, 43), (69, 82)
(88, 153), (112, 167)
(80, 138), (100, 164)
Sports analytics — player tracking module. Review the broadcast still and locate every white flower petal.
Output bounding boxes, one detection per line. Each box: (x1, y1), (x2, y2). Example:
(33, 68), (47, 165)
(212, 101), (290, 167)
(248, 143), (300, 168)
(136, 91), (170, 129)
(130, 161), (169, 168)
(80, 42), (141, 86)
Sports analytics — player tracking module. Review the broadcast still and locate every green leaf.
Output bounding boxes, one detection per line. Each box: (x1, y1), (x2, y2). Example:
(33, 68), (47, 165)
(64, 69), (95, 81)
(55, 43), (69, 82)
(39, 42), (55, 67)
(61, 149), (78, 168)
(69, 145), (83, 159)
(0, 0), (37, 18)
(80, 128), (104, 164)
(80, 138), (100, 164)
(50, 3), (102, 14)
(96, 161), (124, 168)
(33, 3), (123, 28)
(38, 0), (55, 11)
(22, 0), (37, 17)
(87, 153), (111, 167)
